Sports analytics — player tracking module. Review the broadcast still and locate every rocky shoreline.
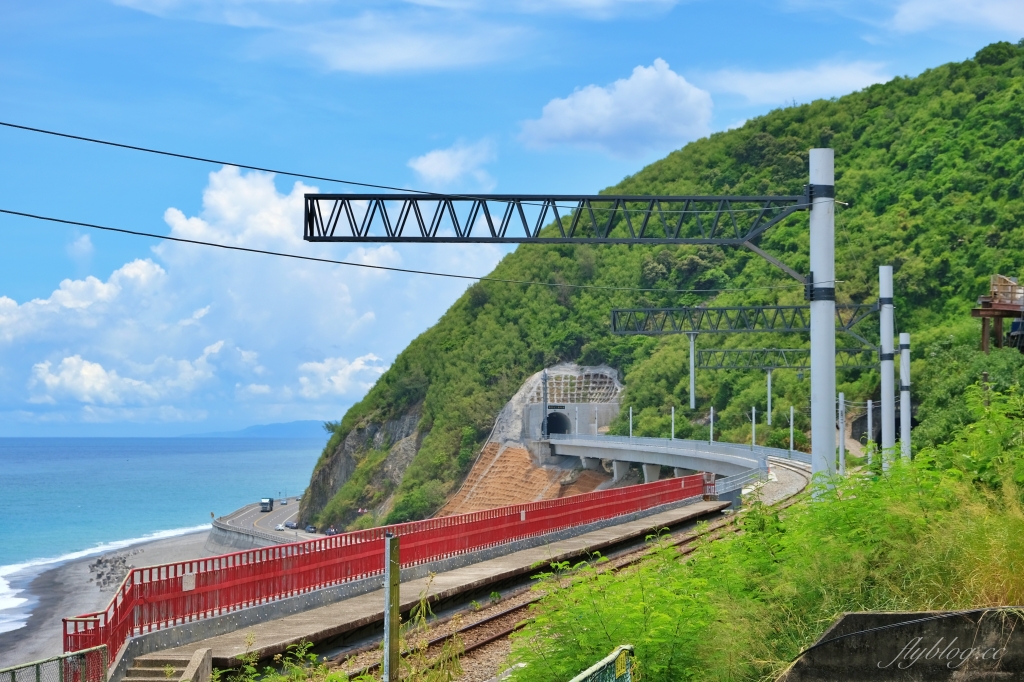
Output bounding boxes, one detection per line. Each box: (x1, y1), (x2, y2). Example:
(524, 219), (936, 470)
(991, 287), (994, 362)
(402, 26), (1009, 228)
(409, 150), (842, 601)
(0, 531), (211, 669)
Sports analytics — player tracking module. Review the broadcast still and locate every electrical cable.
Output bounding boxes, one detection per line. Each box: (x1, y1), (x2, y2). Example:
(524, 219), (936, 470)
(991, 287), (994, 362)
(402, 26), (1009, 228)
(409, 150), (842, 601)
(0, 208), (810, 294)
(0, 119), (815, 216)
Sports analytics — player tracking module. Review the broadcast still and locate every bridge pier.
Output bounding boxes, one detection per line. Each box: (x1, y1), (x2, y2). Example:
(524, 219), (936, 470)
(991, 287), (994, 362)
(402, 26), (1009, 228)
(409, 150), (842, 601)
(612, 460), (630, 482)
(580, 456), (602, 471)
(673, 467), (696, 478)
(642, 463), (660, 484)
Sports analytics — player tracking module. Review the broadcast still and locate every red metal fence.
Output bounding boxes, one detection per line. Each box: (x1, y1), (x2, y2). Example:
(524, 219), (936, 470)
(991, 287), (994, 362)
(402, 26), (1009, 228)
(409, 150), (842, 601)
(64, 474), (704, 661)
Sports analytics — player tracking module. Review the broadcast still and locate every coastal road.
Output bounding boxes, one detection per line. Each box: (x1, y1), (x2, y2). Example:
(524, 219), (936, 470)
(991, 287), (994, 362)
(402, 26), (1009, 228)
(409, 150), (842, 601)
(219, 499), (319, 542)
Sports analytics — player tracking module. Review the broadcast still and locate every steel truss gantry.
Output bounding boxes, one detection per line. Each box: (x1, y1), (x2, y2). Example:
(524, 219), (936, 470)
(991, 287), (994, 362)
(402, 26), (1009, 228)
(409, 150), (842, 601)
(611, 303), (877, 337)
(302, 152), (840, 478)
(696, 348), (875, 371)
(304, 192), (811, 246)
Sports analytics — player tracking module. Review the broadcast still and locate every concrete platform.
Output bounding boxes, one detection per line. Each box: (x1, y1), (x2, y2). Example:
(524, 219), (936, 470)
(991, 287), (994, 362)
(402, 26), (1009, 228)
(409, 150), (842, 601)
(139, 500), (729, 668)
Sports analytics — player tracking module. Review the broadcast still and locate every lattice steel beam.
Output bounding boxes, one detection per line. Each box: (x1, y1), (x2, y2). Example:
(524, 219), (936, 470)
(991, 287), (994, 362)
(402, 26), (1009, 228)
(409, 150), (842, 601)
(304, 192), (810, 244)
(696, 348), (876, 371)
(611, 303), (877, 335)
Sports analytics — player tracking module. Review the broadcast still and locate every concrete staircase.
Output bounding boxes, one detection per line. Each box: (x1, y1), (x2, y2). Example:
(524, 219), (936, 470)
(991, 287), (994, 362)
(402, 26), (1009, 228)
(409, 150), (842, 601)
(122, 650), (211, 682)
(124, 656), (193, 682)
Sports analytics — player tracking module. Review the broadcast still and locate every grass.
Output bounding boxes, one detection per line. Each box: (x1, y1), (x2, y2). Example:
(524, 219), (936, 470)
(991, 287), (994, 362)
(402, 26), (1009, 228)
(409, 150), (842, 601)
(507, 385), (1024, 681)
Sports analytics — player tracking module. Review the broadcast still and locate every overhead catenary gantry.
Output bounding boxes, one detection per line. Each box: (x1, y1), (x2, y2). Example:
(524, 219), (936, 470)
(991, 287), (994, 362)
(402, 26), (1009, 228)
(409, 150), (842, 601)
(611, 303), (877, 336)
(305, 193), (812, 247)
(696, 348), (875, 371)
(611, 302), (879, 422)
(303, 150), (839, 479)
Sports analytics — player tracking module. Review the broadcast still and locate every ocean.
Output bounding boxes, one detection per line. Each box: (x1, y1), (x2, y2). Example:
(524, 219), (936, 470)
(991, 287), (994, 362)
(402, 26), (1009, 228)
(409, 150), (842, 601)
(0, 437), (323, 634)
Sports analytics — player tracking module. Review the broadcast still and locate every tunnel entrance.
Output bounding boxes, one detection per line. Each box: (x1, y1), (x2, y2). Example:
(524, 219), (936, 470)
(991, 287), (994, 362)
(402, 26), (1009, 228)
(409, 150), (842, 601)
(547, 411), (572, 435)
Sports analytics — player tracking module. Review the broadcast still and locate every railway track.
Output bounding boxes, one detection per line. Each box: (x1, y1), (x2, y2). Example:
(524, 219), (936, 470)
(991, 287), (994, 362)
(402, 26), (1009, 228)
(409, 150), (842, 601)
(333, 458), (812, 678)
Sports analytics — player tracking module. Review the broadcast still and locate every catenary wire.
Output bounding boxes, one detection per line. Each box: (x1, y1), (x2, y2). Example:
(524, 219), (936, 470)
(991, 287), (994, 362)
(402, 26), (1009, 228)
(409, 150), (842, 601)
(0, 208), (820, 294)
(0, 119), (818, 216)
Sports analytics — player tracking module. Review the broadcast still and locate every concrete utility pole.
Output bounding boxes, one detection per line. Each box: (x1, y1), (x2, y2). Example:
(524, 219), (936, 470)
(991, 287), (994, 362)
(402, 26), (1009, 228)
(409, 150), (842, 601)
(809, 149), (837, 479)
(383, 533), (400, 682)
(629, 406), (633, 438)
(880, 266), (895, 468)
(541, 370), (549, 438)
(751, 406), (756, 449)
(767, 369), (773, 425)
(710, 406), (714, 443)
(867, 399), (873, 465)
(838, 392), (846, 475)
(688, 332), (697, 410)
(671, 405), (675, 440)
(900, 332), (912, 460)
(790, 405), (794, 453)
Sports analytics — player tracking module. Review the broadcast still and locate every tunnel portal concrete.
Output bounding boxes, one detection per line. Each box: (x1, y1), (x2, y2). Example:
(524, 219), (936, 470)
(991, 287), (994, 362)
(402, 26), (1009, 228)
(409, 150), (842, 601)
(546, 411), (572, 434)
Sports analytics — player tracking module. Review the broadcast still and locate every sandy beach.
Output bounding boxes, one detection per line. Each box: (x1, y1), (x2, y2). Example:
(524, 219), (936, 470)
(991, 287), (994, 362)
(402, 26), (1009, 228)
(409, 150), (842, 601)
(0, 530), (212, 669)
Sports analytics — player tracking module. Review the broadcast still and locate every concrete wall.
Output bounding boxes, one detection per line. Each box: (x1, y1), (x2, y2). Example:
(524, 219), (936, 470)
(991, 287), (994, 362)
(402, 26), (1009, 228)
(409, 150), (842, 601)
(180, 649), (212, 682)
(203, 523), (283, 555)
(524, 403), (620, 441)
(550, 436), (763, 477)
(778, 609), (1024, 681)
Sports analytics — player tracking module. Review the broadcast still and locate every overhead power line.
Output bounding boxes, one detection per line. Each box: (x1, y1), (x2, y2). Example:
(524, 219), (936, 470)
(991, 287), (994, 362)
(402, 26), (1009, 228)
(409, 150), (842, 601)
(0, 120), (817, 216)
(0, 208), (809, 294)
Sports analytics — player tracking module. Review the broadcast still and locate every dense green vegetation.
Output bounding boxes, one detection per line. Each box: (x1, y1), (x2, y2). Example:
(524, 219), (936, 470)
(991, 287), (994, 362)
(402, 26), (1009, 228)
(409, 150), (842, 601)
(508, 387), (1024, 681)
(310, 40), (1024, 528)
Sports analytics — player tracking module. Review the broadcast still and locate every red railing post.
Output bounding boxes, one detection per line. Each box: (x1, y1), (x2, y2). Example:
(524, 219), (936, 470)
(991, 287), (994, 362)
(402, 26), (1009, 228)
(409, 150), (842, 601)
(63, 473), (706, 661)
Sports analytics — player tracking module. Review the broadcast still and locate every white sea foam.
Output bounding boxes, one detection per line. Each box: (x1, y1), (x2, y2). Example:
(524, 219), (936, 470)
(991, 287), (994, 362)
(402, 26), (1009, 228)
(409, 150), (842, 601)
(0, 524), (210, 635)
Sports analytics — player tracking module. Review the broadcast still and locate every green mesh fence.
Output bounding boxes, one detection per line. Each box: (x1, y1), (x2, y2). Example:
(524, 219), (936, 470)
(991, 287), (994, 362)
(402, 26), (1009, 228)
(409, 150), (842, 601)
(0, 646), (107, 682)
(569, 645), (635, 682)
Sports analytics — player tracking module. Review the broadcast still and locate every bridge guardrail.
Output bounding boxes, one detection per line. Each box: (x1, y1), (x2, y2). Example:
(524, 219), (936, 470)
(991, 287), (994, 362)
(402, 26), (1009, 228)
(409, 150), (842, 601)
(0, 646), (107, 682)
(211, 517), (287, 545)
(63, 473), (707, 665)
(550, 433), (811, 468)
(548, 433), (812, 493)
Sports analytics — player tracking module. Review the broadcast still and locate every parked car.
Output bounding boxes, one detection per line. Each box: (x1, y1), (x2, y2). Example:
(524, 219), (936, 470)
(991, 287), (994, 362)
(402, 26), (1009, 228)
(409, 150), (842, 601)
(274, 524), (285, 531)
(285, 521), (298, 529)
(305, 525), (317, 533)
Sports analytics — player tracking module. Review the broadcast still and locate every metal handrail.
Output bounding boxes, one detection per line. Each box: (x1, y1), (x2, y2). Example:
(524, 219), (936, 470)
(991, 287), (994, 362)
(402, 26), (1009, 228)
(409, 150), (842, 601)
(549, 433), (810, 466)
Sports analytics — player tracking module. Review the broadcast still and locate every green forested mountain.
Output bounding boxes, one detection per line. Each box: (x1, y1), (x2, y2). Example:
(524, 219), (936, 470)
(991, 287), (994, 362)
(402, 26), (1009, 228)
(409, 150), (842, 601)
(305, 40), (1024, 528)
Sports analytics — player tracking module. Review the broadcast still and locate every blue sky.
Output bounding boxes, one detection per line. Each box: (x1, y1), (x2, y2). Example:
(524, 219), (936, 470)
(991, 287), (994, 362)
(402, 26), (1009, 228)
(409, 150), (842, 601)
(0, 0), (1021, 436)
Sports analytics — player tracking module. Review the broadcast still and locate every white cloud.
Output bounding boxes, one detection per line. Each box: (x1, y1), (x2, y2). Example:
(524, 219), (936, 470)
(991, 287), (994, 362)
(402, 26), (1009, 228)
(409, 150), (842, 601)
(67, 234), (94, 261)
(405, 0), (678, 16)
(305, 15), (525, 73)
(237, 383), (272, 397)
(890, 0), (1024, 33)
(179, 305), (211, 327)
(1, 167), (504, 432)
(28, 342), (224, 406)
(520, 59), (712, 157)
(297, 354), (387, 399)
(163, 166), (311, 249)
(706, 61), (891, 105)
(408, 140), (497, 189)
(0, 259), (166, 343)
(113, 1), (681, 74)
(30, 356), (159, 406)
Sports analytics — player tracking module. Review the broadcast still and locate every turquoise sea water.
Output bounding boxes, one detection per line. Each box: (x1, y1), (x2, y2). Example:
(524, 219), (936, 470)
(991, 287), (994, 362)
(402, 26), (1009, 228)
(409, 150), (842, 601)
(0, 437), (322, 634)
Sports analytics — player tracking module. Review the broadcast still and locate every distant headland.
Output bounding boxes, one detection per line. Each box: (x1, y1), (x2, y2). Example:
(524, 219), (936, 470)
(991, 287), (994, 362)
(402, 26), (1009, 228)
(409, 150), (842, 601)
(183, 420), (327, 438)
